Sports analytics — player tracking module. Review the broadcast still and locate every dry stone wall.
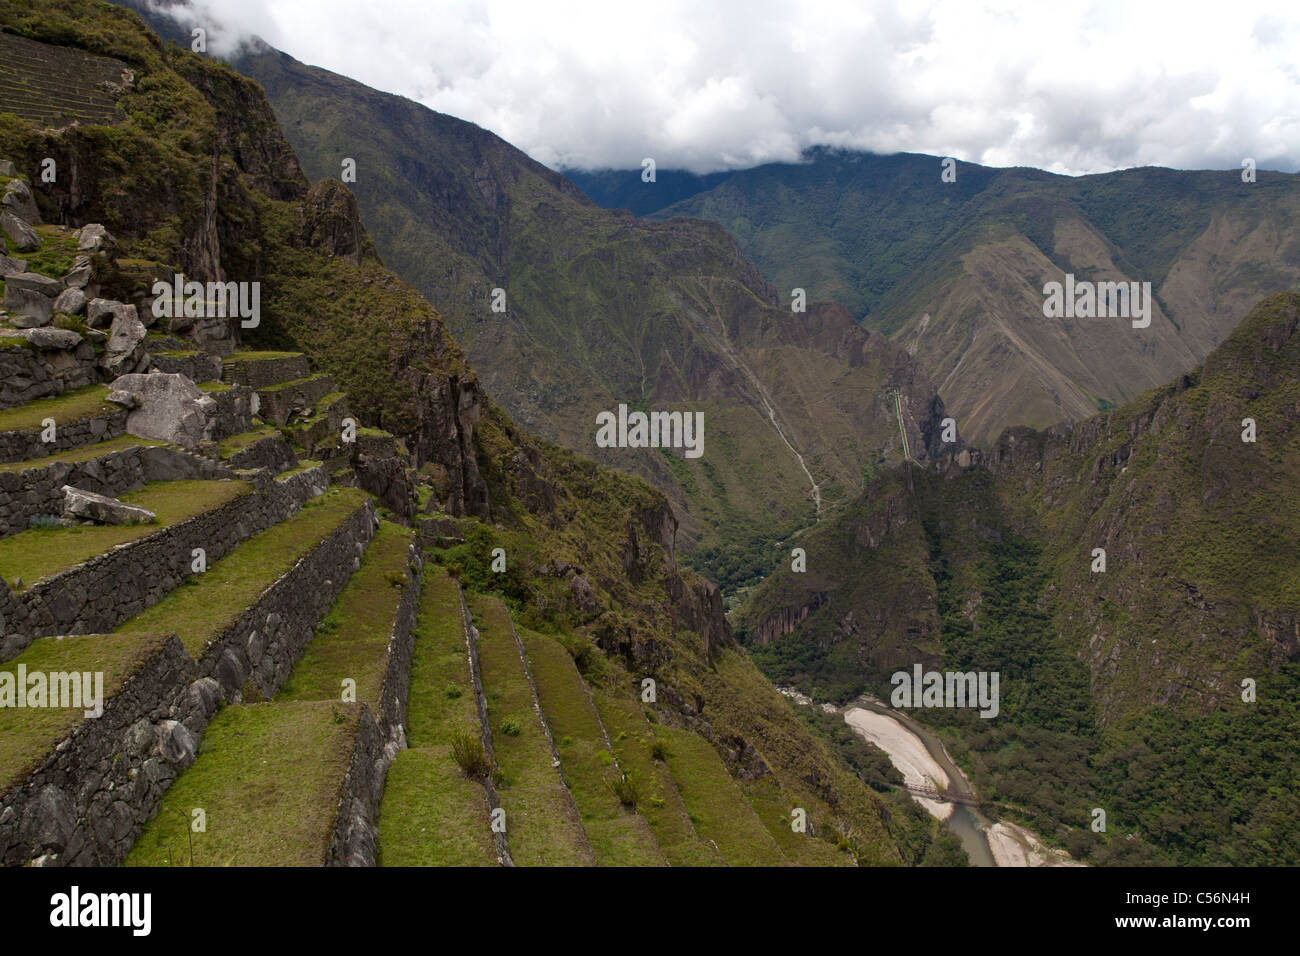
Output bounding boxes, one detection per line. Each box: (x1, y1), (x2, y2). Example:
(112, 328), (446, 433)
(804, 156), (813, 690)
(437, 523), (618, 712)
(0, 443), (231, 538)
(0, 471), (324, 659)
(0, 345), (101, 411)
(0, 634), (204, 867)
(0, 407), (127, 464)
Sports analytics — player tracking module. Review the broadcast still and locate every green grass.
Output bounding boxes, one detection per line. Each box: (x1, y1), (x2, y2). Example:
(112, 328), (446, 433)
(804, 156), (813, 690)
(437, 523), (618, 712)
(274, 460), (322, 480)
(377, 748), (498, 866)
(741, 777), (854, 866)
(0, 479), (250, 588)
(518, 627), (666, 866)
(0, 384), (113, 434)
(259, 374), (331, 395)
(197, 382), (230, 394)
(124, 701), (363, 867)
(114, 488), (367, 657)
(0, 433), (161, 473)
(591, 691), (726, 866)
(277, 521), (412, 708)
(15, 225), (79, 279)
(653, 726), (787, 866)
(404, 570), (479, 747)
(216, 425), (281, 457)
(377, 570), (499, 865)
(222, 350), (304, 363)
(469, 593), (593, 866)
(0, 632), (174, 792)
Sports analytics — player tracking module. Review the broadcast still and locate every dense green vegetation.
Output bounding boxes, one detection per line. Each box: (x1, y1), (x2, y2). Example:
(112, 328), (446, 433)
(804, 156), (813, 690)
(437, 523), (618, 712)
(742, 294), (1300, 865)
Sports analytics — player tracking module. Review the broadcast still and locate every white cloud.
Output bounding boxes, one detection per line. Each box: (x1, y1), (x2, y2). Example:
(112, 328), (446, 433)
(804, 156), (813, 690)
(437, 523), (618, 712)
(170, 0), (1300, 174)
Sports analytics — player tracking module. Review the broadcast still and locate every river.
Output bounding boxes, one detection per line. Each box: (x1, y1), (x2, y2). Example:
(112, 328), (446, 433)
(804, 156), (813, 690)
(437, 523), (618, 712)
(779, 688), (1078, 866)
(845, 696), (997, 866)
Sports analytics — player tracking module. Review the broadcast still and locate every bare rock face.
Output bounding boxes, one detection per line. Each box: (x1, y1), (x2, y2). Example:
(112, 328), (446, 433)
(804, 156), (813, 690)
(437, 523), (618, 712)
(109, 372), (220, 449)
(63, 255), (93, 290)
(25, 327), (82, 350)
(0, 254), (26, 277)
(354, 453), (415, 518)
(1, 179), (40, 225)
(4, 272), (61, 298)
(299, 179), (366, 265)
(86, 297), (133, 329)
(53, 287), (87, 316)
(0, 210), (39, 252)
(4, 287), (53, 327)
(99, 304), (148, 377)
(62, 485), (156, 525)
(76, 223), (114, 254)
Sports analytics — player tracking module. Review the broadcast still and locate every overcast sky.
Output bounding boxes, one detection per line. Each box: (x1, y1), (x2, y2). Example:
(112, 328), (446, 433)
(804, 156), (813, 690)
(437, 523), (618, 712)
(169, 0), (1300, 175)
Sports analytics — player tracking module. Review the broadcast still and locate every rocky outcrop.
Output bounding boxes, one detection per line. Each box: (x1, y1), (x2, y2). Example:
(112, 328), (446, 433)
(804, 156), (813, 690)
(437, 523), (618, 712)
(62, 485), (156, 525)
(300, 179), (369, 266)
(99, 306), (149, 377)
(111, 372), (217, 449)
(748, 592), (828, 647)
(1, 179), (40, 225)
(0, 211), (39, 252)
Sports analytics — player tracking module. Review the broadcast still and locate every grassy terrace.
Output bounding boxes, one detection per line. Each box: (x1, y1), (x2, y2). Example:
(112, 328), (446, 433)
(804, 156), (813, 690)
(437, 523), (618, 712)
(275, 460), (322, 480)
(469, 593), (594, 866)
(403, 571), (477, 748)
(741, 778), (853, 866)
(259, 374), (332, 395)
(286, 393), (347, 429)
(124, 701), (363, 867)
(0, 384), (113, 434)
(653, 726), (787, 866)
(115, 488), (367, 658)
(518, 627), (665, 866)
(277, 521), (412, 708)
(0, 434), (161, 474)
(377, 570), (497, 866)
(591, 691), (725, 866)
(222, 350), (304, 363)
(217, 425), (282, 457)
(0, 479), (250, 589)
(0, 632), (174, 793)
(379, 750), (496, 866)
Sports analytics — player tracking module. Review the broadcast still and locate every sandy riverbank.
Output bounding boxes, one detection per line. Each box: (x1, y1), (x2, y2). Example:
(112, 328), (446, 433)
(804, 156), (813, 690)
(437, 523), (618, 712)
(842, 706), (954, 820)
(986, 820), (1083, 867)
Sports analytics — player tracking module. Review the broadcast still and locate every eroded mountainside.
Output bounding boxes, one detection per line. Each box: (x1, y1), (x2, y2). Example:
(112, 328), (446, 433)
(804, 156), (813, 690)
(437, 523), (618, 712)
(577, 149), (1300, 444)
(228, 45), (955, 584)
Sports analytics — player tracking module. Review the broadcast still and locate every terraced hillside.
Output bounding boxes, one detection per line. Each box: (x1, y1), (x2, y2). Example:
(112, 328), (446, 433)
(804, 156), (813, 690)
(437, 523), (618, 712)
(0, 31), (128, 128)
(0, 323), (417, 863)
(0, 1), (949, 868)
